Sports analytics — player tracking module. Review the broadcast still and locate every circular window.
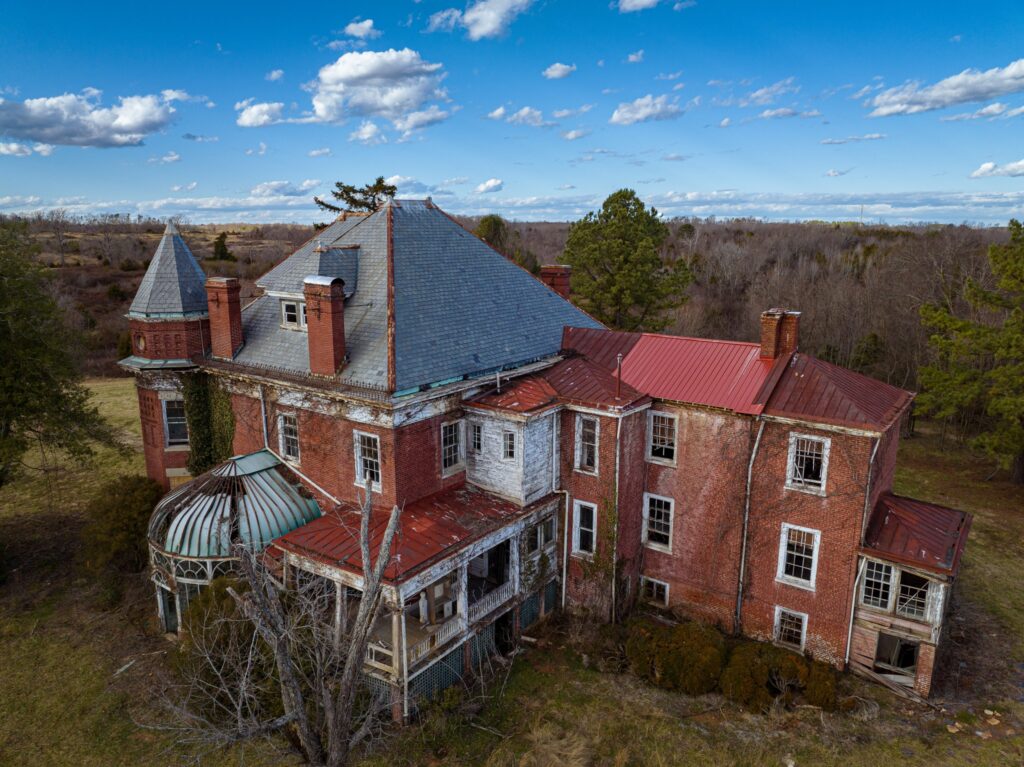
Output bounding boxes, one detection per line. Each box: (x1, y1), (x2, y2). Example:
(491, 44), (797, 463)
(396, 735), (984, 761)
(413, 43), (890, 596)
(135, 334), (146, 351)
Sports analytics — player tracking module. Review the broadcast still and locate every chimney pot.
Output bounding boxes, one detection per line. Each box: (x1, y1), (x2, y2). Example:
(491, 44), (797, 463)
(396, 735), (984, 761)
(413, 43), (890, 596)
(304, 276), (346, 376)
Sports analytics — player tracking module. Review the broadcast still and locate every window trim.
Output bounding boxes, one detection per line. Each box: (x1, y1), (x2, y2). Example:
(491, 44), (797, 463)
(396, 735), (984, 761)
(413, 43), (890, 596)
(572, 500), (598, 558)
(775, 523), (820, 592)
(501, 430), (517, 462)
(860, 559), (894, 611)
(352, 429), (382, 493)
(440, 419), (465, 477)
(280, 299), (307, 330)
(162, 398), (189, 448)
(646, 410), (678, 466)
(640, 576), (670, 606)
(641, 492), (674, 554)
(785, 432), (831, 496)
(895, 571), (931, 621)
(469, 422), (482, 455)
(526, 515), (558, 557)
(278, 412), (301, 464)
(574, 414), (600, 475)
(773, 605), (808, 652)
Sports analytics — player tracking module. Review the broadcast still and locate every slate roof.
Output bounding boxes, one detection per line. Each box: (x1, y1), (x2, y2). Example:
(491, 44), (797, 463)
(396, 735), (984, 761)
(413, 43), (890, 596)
(862, 493), (971, 576)
(129, 221), (208, 318)
(231, 200), (601, 394)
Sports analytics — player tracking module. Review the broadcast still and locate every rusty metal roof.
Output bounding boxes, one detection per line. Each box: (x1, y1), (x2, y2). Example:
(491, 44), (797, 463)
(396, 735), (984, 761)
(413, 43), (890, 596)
(763, 353), (913, 431)
(273, 485), (541, 584)
(863, 493), (972, 576)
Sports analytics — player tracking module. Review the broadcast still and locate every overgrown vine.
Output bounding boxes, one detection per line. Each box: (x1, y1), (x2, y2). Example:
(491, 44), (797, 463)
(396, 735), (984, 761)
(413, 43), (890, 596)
(183, 372), (236, 475)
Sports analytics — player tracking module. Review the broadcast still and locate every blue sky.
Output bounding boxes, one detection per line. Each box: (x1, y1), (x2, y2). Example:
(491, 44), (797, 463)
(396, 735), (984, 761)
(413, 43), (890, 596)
(1, 0), (1022, 223)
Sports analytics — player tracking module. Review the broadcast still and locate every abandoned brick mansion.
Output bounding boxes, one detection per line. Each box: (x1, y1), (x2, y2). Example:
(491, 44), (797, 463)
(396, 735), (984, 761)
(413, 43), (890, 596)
(122, 200), (971, 710)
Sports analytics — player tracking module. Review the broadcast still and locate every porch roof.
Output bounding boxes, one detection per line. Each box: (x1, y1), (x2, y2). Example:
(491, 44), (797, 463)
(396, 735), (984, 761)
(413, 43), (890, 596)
(862, 493), (972, 577)
(272, 485), (542, 584)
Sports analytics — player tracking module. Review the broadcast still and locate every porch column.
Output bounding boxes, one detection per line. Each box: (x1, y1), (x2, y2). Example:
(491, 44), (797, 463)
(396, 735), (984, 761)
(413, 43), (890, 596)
(333, 581), (345, 650)
(391, 608), (402, 679)
(510, 533), (521, 594)
(458, 563), (469, 630)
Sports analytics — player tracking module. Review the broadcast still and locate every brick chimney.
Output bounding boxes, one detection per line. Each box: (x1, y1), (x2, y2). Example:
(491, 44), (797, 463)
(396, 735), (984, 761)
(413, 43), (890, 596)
(304, 276), (346, 376)
(539, 265), (572, 300)
(760, 308), (800, 359)
(206, 277), (243, 360)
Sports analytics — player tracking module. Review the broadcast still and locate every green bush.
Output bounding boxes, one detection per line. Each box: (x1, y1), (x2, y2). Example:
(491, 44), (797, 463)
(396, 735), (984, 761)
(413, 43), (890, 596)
(625, 618), (725, 695)
(720, 643), (809, 711)
(81, 475), (164, 576)
(106, 283), (128, 301)
(805, 659), (838, 710)
(116, 330), (132, 359)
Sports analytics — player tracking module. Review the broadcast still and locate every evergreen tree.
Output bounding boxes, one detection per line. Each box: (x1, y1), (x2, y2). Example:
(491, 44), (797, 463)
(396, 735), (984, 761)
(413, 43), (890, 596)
(212, 231), (233, 261)
(919, 219), (1024, 483)
(474, 214), (540, 274)
(313, 176), (397, 215)
(0, 219), (119, 488)
(562, 189), (691, 331)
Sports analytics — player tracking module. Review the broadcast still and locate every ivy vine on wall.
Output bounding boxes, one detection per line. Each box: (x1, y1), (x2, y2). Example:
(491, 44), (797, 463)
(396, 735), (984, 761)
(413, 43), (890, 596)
(182, 372), (236, 475)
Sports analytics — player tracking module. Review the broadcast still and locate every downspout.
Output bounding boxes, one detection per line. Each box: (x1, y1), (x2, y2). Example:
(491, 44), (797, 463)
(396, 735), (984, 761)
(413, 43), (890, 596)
(401, 604), (410, 722)
(258, 384), (270, 449)
(735, 418), (765, 633)
(559, 488), (571, 609)
(845, 558), (866, 666)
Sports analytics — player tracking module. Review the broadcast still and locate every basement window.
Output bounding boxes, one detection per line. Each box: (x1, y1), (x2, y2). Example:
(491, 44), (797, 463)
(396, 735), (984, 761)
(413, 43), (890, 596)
(572, 501), (597, 556)
(774, 606), (807, 651)
(502, 431), (516, 461)
(776, 523), (819, 590)
(575, 415), (599, 474)
(163, 399), (189, 446)
(896, 572), (930, 620)
(279, 414), (300, 462)
(647, 411), (677, 464)
(640, 576), (669, 606)
(642, 493), (674, 552)
(354, 431), (381, 491)
(786, 434), (830, 494)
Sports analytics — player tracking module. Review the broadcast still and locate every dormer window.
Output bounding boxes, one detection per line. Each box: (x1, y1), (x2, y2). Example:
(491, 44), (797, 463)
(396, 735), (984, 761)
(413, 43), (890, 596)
(280, 300), (307, 329)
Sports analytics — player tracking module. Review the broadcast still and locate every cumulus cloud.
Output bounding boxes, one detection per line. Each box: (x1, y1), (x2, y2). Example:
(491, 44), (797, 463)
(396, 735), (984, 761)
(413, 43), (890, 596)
(149, 150), (181, 164)
(561, 128), (589, 140)
(0, 141), (53, 156)
(393, 105), (450, 136)
(820, 133), (886, 144)
(475, 177), (504, 193)
(428, 0), (532, 41)
(250, 179), (320, 197)
(308, 147), (332, 157)
(0, 88), (178, 147)
(507, 106), (548, 126)
(970, 159), (1024, 178)
(618, 0), (659, 11)
(349, 121), (385, 144)
(553, 104), (593, 119)
(542, 62), (576, 80)
(344, 18), (381, 39)
(265, 69), (284, 81)
(941, 102), (1008, 121)
(719, 117), (731, 127)
(609, 94), (682, 125)
(739, 77), (799, 107)
(171, 181), (198, 192)
(234, 98), (285, 127)
(627, 49), (645, 64)
(487, 106), (506, 120)
(245, 141), (268, 156)
(869, 58), (1024, 117)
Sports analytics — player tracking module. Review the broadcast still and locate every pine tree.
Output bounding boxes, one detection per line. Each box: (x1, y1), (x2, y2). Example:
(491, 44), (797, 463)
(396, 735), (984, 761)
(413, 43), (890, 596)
(313, 176), (397, 214)
(474, 214), (540, 274)
(562, 189), (691, 331)
(212, 231), (233, 261)
(919, 219), (1024, 483)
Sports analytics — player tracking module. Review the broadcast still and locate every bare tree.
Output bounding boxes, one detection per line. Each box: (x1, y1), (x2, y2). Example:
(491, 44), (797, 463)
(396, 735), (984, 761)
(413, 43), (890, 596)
(46, 208), (70, 266)
(162, 486), (402, 766)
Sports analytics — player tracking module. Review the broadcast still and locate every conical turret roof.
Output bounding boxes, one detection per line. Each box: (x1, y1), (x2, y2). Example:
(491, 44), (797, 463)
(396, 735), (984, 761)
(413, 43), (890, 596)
(129, 220), (208, 318)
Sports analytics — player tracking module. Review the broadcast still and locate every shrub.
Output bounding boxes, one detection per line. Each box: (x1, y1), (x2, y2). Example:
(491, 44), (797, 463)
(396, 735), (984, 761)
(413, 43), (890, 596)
(82, 475), (164, 576)
(106, 282), (128, 301)
(720, 643), (809, 711)
(119, 258), (140, 271)
(625, 618), (725, 695)
(805, 660), (838, 710)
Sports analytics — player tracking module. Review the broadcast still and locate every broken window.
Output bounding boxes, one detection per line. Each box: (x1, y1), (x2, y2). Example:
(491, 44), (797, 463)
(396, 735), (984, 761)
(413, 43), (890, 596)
(643, 493), (673, 550)
(354, 431), (381, 488)
(648, 412), (677, 463)
(874, 633), (918, 680)
(441, 420), (463, 473)
(502, 430), (516, 461)
(164, 399), (189, 446)
(775, 607), (806, 650)
(526, 516), (556, 555)
(576, 416), (598, 473)
(896, 572), (930, 620)
(787, 434), (829, 492)
(777, 524), (819, 588)
(279, 414), (300, 461)
(862, 560), (893, 609)
(573, 501), (597, 556)
(640, 577), (669, 606)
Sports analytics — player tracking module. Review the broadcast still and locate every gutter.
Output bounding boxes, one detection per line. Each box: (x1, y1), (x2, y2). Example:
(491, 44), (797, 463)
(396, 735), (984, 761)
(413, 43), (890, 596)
(734, 418), (765, 633)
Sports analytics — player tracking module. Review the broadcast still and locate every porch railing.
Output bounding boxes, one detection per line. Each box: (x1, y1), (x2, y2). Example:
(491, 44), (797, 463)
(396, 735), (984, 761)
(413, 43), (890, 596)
(468, 580), (516, 622)
(365, 641), (394, 674)
(407, 617), (463, 666)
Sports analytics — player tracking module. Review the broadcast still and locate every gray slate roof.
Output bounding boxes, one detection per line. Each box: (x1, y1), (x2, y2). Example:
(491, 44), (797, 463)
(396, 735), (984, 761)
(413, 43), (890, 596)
(129, 221), (208, 318)
(232, 200), (602, 394)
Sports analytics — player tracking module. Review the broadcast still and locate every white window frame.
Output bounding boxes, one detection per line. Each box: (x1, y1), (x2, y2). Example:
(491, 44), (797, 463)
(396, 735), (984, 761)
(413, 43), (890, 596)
(785, 432), (831, 496)
(860, 559), (894, 611)
(640, 576), (670, 606)
(501, 430), (517, 462)
(526, 515), (558, 557)
(162, 398), (189, 447)
(773, 606), (808, 652)
(574, 414), (600, 475)
(646, 410), (678, 466)
(440, 419), (465, 477)
(641, 492), (674, 554)
(278, 413), (300, 463)
(895, 571), (931, 621)
(572, 500), (598, 558)
(469, 422), (482, 455)
(775, 523), (820, 591)
(353, 430), (382, 493)
(280, 299), (307, 329)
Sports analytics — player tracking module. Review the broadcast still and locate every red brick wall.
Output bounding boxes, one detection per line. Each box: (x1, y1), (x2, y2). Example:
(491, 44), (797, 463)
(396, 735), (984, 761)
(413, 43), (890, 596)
(136, 385), (189, 490)
(870, 421), (901, 507)
(129, 317), (210, 361)
(614, 409), (648, 617)
(639, 407), (755, 630)
(742, 423), (873, 667)
(393, 414), (466, 504)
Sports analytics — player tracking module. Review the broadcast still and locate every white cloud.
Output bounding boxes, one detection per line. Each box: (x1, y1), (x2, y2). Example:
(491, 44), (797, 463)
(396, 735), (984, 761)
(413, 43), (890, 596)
(429, 0), (532, 40)
(344, 18), (381, 39)
(657, 71), (683, 81)
(507, 106), (547, 126)
(426, 8), (462, 32)
(234, 98), (285, 127)
(739, 77), (799, 107)
(825, 168), (851, 177)
(618, 0), (659, 11)
(662, 153), (688, 161)
(475, 177), (504, 193)
(487, 105), (506, 120)
(0, 142), (32, 156)
(439, 176), (470, 186)
(553, 104), (593, 119)
(149, 150), (181, 164)
(941, 102), (1008, 121)
(627, 49), (645, 64)
(349, 120), (385, 144)
(245, 141), (268, 156)
(821, 133), (886, 144)
(265, 69), (284, 82)
(758, 107), (820, 119)
(393, 105), (450, 136)
(970, 159), (1024, 178)
(308, 147), (332, 157)
(0, 88), (177, 147)
(609, 94), (682, 125)
(558, 183), (576, 190)
(182, 132), (218, 142)
(250, 179), (320, 197)
(171, 181), (198, 192)
(869, 58), (1024, 117)
(719, 117), (731, 127)
(561, 128), (589, 140)
(543, 62), (576, 80)
(32, 143), (54, 156)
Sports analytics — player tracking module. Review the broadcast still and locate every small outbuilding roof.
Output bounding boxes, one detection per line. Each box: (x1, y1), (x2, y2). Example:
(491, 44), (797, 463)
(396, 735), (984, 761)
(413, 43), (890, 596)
(862, 493), (972, 576)
(148, 450), (321, 559)
(129, 221), (209, 319)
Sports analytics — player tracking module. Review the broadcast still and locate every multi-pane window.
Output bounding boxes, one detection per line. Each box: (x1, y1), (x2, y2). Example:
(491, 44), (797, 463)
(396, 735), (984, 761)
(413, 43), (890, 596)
(775, 607), (806, 650)
(281, 300), (306, 328)
(470, 423), (482, 454)
(576, 416), (598, 473)
(777, 524), (819, 588)
(527, 516), (557, 554)
(640, 577), (669, 606)
(648, 412), (677, 463)
(573, 502), (597, 556)
(643, 493), (673, 551)
(861, 560), (893, 609)
(355, 432), (381, 488)
(787, 434), (829, 492)
(164, 399), (189, 446)
(279, 414), (300, 461)
(441, 421), (463, 473)
(502, 431), (516, 461)
(896, 572), (930, 619)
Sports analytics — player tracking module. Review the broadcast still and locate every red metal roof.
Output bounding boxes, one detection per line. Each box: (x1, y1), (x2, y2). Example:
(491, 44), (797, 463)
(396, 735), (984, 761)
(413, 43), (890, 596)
(863, 493), (972, 576)
(763, 353), (913, 431)
(272, 485), (538, 583)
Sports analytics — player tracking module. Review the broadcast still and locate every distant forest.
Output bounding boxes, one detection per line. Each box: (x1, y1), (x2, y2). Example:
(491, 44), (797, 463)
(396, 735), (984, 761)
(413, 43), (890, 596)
(2, 211), (1007, 397)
